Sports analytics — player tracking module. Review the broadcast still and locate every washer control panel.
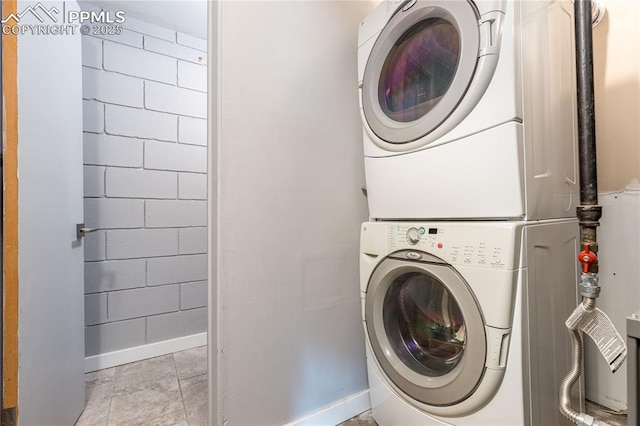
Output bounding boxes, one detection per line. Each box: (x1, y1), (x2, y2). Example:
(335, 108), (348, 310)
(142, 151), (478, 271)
(388, 223), (518, 270)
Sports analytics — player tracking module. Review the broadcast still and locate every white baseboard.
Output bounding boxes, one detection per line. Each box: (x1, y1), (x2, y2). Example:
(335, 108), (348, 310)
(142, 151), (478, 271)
(84, 332), (207, 373)
(287, 390), (371, 426)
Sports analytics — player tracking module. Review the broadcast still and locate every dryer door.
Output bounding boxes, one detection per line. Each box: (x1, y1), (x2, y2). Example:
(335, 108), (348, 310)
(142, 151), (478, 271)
(365, 255), (486, 406)
(362, 0), (480, 145)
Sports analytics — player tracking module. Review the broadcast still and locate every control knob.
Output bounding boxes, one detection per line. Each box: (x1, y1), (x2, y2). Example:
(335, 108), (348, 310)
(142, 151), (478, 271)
(406, 227), (420, 245)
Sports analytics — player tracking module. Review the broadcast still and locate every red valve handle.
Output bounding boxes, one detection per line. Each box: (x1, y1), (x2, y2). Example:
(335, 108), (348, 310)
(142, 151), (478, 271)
(578, 243), (597, 273)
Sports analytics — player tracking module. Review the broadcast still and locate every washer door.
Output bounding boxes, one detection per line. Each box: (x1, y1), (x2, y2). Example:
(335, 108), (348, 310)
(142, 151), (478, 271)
(362, 0), (480, 145)
(365, 256), (486, 406)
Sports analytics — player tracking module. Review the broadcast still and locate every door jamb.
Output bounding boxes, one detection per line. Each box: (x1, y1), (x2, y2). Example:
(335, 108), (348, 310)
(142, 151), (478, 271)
(2, 0), (20, 422)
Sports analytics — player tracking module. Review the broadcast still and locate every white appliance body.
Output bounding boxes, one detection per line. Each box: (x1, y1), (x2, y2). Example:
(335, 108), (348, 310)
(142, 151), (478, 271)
(358, 0), (578, 220)
(360, 220), (582, 425)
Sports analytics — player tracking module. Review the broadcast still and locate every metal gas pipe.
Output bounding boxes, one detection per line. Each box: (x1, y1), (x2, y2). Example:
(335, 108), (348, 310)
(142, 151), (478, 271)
(558, 0), (607, 425)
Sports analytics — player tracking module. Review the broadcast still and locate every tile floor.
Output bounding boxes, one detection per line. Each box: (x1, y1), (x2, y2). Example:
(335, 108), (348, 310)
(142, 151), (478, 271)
(75, 346), (207, 426)
(77, 346), (626, 426)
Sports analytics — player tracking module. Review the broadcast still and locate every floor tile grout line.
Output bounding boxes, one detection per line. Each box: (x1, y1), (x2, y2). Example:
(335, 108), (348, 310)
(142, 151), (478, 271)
(174, 352), (191, 425)
(105, 368), (117, 426)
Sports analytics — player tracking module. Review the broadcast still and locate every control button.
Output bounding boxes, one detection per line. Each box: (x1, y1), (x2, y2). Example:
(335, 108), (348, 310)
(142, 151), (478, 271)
(419, 227), (425, 235)
(406, 227), (420, 245)
(437, 243), (443, 249)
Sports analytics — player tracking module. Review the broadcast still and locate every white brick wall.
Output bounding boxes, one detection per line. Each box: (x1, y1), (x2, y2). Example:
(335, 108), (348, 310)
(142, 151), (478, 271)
(105, 168), (177, 199)
(103, 41), (176, 84)
(178, 61), (207, 92)
(146, 254), (207, 286)
(85, 259), (147, 293)
(84, 198), (144, 229)
(125, 16), (175, 41)
(145, 81), (207, 118)
(178, 173), (207, 200)
(178, 116), (207, 146)
(146, 308), (206, 343)
(180, 281), (207, 310)
(105, 105), (178, 141)
(85, 318), (146, 356)
(144, 37), (207, 65)
(81, 12), (208, 358)
(84, 166), (105, 197)
(106, 229), (179, 260)
(179, 227), (207, 254)
(84, 230), (106, 262)
(145, 141), (206, 172)
(82, 36), (102, 69)
(108, 285), (180, 322)
(91, 29), (143, 48)
(83, 100), (104, 133)
(84, 133), (144, 167)
(145, 200), (207, 228)
(82, 67), (144, 107)
(85, 293), (108, 326)
(176, 33), (207, 52)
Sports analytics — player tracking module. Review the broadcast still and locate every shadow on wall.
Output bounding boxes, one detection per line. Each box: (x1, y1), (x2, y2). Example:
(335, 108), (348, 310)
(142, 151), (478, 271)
(592, 3), (640, 191)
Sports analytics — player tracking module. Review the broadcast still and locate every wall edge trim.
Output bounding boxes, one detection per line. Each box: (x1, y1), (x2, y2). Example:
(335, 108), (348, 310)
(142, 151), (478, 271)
(84, 332), (207, 373)
(285, 390), (371, 426)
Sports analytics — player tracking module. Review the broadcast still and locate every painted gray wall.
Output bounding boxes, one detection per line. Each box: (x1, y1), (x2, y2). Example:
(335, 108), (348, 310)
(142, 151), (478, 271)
(81, 7), (208, 356)
(217, 1), (373, 423)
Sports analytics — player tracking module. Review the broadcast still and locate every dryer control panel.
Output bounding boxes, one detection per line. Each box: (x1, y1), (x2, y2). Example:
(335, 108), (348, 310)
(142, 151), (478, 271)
(387, 222), (521, 270)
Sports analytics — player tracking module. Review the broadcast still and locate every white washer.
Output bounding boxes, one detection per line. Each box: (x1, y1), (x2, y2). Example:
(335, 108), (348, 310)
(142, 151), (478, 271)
(360, 220), (583, 425)
(358, 0), (579, 220)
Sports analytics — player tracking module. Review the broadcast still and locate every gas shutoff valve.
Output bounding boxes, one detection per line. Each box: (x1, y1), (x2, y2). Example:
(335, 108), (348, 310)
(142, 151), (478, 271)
(578, 243), (597, 273)
(578, 243), (600, 299)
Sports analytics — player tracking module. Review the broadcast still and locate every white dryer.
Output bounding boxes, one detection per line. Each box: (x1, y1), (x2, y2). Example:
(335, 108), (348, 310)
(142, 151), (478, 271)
(359, 220), (582, 425)
(358, 0), (579, 220)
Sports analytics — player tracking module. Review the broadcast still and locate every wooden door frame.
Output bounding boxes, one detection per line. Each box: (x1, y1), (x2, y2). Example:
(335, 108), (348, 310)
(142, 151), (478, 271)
(2, 0), (20, 422)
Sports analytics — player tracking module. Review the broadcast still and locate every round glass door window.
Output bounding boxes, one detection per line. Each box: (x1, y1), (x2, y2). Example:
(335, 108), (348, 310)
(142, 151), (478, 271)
(384, 272), (466, 376)
(361, 1), (480, 145)
(380, 18), (460, 123)
(365, 257), (486, 406)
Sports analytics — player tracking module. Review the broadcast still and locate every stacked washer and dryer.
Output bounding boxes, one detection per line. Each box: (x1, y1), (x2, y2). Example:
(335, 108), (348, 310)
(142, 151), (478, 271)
(357, 1), (583, 424)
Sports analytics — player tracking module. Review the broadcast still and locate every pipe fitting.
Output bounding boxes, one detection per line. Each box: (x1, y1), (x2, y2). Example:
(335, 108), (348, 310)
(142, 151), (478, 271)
(580, 414), (596, 426)
(580, 414), (615, 426)
(576, 205), (603, 222)
(579, 273), (600, 299)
